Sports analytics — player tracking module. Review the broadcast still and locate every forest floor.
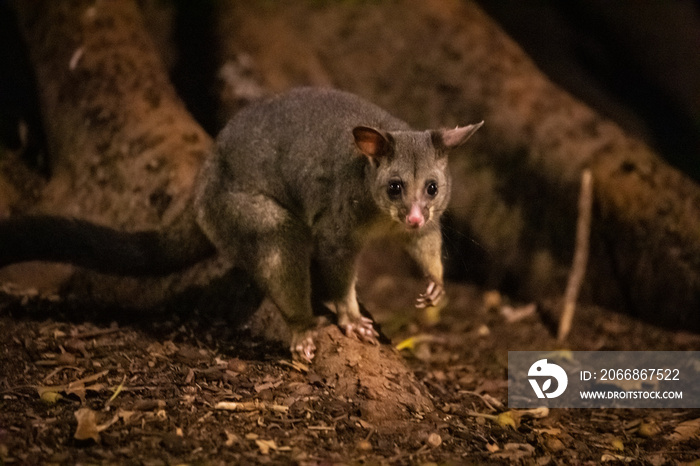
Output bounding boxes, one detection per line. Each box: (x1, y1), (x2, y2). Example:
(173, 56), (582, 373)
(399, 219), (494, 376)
(1, 252), (699, 465)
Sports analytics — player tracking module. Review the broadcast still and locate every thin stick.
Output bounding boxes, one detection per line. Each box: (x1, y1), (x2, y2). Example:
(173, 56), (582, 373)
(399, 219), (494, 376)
(558, 169), (593, 342)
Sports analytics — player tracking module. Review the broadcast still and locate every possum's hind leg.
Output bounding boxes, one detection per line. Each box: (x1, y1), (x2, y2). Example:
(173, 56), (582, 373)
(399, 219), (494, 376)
(312, 243), (379, 344)
(198, 192), (319, 362)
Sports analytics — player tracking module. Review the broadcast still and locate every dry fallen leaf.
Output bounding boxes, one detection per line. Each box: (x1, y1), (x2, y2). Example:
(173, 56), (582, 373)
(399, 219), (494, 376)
(118, 410), (135, 424)
(224, 430), (240, 447)
(37, 369), (110, 404)
(637, 419), (661, 438)
(543, 435), (565, 452)
(356, 419), (375, 430)
(65, 383), (87, 403)
(610, 437), (625, 452)
(668, 417), (700, 442)
(480, 393), (504, 410)
(500, 303), (537, 323)
(74, 408), (100, 442)
(601, 453), (635, 463)
(255, 439), (277, 455)
(147, 341), (179, 358)
(492, 443), (535, 461)
(466, 409), (520, 429)
(535, 427), (562, 436)
(497, 411), (519, 429)
(39, 391), (63, 404)
(395, 334), (436, 352)
(521, 407), (549, 419)
(227, 358), (248, 373)
(255, 381), (282, 392)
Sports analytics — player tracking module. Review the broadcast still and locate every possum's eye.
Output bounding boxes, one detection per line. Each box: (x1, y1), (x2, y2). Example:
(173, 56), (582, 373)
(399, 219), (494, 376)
(426, 181), (438, 197)
(387, 180), (403, 199)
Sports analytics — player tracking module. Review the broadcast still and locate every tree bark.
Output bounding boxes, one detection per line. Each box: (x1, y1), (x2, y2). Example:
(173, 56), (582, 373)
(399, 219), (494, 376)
(7, 0), (434, 424)
(216, 0), (700, 330)
(8, 0), (214, 304)
(14, 0), (209, 224)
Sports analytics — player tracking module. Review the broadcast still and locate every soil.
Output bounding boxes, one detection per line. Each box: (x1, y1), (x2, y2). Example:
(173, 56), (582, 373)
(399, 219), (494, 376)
(2, 256), (700, 464)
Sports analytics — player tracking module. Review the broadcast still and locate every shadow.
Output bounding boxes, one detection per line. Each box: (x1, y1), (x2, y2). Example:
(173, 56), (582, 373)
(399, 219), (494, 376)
(0, 267), (284, 360)
(0, 0), (47, 173)
(170, 1), (220, 136)
(0, 266), (394, 359)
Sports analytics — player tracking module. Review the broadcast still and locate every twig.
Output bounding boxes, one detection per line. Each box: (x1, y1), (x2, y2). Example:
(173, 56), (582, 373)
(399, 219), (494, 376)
(558, 169), (593, 342)
(458, 390), (503, 411)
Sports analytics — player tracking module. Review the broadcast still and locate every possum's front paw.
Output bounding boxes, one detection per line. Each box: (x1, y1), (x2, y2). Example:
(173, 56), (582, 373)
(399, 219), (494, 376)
(341, 316), (379, 344)
(290, 329), (317, 363)
(415, 280), (445, 308)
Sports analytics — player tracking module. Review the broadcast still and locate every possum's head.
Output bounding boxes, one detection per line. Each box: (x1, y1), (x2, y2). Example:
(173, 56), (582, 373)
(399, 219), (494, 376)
(353, 122), (482, 230)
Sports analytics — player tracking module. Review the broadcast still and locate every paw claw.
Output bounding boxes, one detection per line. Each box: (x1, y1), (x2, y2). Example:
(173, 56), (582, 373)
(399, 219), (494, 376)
(416, 280), (445, 308)
(291, 330), (317, 363)
(341, 316), (379, 344)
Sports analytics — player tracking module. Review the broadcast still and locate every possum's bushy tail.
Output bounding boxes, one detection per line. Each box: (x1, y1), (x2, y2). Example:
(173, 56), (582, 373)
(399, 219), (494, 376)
(0, 211), (216, 276)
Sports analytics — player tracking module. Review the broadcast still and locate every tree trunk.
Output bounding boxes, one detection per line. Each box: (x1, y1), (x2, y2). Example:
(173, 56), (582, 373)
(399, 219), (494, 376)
(216, 0), (700, 330)
(8, 0), (434, 425)
(9, 0), (214, 304)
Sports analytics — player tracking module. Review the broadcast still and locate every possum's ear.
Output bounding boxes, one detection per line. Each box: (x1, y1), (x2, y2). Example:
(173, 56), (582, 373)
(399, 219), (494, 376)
(353, 126), (394, 159)
(431, 121), (484, 150)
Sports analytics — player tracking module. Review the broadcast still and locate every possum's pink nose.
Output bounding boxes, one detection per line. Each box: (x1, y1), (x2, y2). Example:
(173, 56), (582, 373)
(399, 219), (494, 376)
(406, 204), (425, 228)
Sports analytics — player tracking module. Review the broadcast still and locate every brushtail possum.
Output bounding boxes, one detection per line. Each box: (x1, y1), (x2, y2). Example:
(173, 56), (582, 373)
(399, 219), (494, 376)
(0, 88), (482, 362)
